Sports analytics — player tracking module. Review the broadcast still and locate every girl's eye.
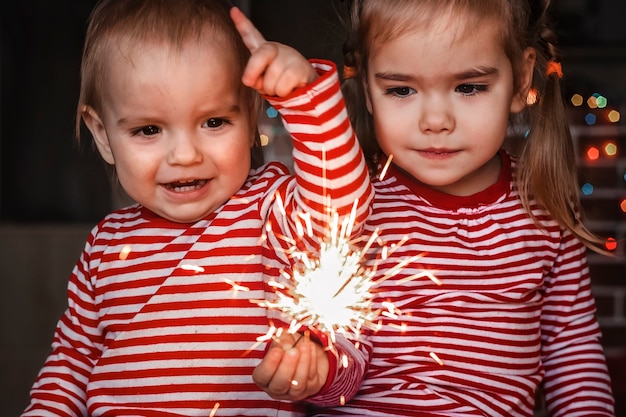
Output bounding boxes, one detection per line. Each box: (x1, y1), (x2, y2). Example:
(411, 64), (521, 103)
(386, 86), (416, 98)
(204, 118), (225, 129)
(456, 84), (488, 96)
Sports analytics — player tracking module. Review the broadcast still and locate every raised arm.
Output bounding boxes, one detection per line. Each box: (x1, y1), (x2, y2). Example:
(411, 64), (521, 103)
(232, 7), (374, 406)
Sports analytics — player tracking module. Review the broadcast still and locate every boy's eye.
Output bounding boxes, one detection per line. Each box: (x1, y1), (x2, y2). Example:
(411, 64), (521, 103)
(386, 86), (415, 97)
(138, 125), (160, 136)
(456, 84), (488, 95)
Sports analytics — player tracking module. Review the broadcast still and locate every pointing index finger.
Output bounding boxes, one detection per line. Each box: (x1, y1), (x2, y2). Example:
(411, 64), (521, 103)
(230, 6), (265, 52)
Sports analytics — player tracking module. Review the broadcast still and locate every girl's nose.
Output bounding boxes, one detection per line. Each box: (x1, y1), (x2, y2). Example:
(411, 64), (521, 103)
(418, 97), (454, 134)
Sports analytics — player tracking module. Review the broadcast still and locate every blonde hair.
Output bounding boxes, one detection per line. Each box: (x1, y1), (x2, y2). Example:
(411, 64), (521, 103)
(77, 0), (264, 168)
(340, 0), (608, 252)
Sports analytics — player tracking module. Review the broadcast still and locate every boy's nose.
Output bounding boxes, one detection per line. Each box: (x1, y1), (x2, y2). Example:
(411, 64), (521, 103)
(167, 133), (204, 165)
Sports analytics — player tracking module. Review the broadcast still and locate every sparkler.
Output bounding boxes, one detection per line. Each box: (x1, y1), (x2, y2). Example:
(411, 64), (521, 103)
(253, 151), (442, 346)
(254, 199), (382, 344)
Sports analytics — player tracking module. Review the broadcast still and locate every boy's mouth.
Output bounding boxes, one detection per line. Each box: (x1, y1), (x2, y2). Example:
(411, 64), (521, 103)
(163, 179), (208, 192)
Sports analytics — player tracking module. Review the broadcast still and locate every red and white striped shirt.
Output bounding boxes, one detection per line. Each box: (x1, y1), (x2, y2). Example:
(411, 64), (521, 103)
(311, 151), (614, 416)
(23, 61), (373, 417)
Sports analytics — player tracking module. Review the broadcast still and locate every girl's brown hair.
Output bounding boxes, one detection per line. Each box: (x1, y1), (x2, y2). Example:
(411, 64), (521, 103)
(77, 0), (264, 168)
(340, 0), (607, 252)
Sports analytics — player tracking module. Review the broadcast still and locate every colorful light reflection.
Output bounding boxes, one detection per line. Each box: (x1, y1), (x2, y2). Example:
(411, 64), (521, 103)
(571, 94), (583, 107)
(603, 142), (618, 157)
(586, 146), (600, 161)
(605, 237), (618, 252)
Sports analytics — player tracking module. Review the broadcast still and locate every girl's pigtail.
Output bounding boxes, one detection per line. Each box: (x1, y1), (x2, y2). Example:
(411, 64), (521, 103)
(339, 1), (380, 176)
(518, 16), (609, 252)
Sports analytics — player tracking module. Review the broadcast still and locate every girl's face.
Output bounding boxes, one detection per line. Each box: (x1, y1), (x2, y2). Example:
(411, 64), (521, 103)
(365, 14), (534, 196)
(84, 39), (254, 223)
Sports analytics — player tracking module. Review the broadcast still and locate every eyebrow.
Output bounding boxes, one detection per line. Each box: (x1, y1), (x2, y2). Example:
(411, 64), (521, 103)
(455, 66), (499, 80)
(117, 103), (243, 126)
(374, 66), (500, 82)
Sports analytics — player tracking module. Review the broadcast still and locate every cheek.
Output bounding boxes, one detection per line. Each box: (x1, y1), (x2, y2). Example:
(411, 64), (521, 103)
(371, 103), (409, 142)
(114, 158), (151, 191)
(220, 134), (252, 173)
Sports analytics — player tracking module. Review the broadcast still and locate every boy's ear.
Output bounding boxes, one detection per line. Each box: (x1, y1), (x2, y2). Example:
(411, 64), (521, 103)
(511, 47), (537, 113)
(81, 105), (115, 165)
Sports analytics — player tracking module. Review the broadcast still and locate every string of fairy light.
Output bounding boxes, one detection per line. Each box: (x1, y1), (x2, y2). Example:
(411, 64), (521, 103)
(567, 90), (624, 253)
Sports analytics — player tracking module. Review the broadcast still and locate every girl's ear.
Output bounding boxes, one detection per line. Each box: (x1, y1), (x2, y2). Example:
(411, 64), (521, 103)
(81, 105), (115, 165)
(511, 47), (537, 113)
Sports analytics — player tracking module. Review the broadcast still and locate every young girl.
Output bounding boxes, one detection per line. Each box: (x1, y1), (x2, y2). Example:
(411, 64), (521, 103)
(22, 1), (372, 416)
(307, 0), (615, 416)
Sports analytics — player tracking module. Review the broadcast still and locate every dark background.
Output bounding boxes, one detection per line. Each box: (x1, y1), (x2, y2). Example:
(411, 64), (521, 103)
(2, 0), (626, 223)
(1, 1), (625, 416)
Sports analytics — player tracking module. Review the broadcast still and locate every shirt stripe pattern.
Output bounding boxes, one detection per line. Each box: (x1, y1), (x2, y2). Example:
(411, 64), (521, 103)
(310, 152), (614, 417)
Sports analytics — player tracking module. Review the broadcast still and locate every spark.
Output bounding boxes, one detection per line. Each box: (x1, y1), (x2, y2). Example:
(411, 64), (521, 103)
(255, 196), (439, 346)
(249, 152), (440, 349)
(230, 196), (250, 204)
(245, 325), (283, 354)
(119, 245), (132, 260)
(430, 351), (444, 366)
(397, 270), (442, 286)
(379, 154), (393, 181)
(256, 326), (278, 343)
(180, 264), (205, 273)
(341, 353), (349, 368)
(255, 200), (380, 343)
(209, 402), (220, 417)
(224, 279), (250, 294)
(340, 395), (346, 406)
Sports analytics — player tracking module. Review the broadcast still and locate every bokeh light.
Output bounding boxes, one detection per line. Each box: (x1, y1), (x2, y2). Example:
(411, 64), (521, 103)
(608, 110), (620, 123)
(266, 106), (278, 118)
(620, 198), (626, 213)
(260, 134), (270, 146)
(585, 113), (597, 125)
(527, 88), (538, 105)
(586, 146), (600, 161)
(595, 94), (608, 109)
(603, 142), (618, 157)
(570, 94), (583, 107)
(587, 95), (598, 109)
(605, 237), (618, 252)
(581, 183), (594, 195)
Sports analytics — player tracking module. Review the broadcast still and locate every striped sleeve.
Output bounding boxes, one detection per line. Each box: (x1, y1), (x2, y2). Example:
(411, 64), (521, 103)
(541, 232), (615, 416)
(264, 60), (373, 235)
(261, 60), (374, 407)
(22, 224), (103, 416)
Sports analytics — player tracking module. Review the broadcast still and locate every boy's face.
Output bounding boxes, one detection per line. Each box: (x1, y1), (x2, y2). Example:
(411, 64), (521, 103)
(84, 39), (255, 223)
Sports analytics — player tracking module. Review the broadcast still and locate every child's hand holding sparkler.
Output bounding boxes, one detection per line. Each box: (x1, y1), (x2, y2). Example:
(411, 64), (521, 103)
(252, 330), (329, 401)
